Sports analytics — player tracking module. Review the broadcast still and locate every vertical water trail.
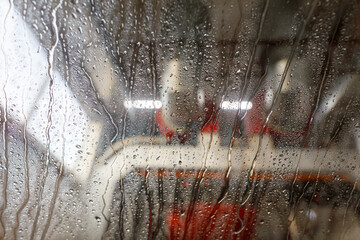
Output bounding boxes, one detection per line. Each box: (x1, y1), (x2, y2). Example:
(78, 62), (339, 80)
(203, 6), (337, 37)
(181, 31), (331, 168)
(101, 4), (143, 236)
(240, 44), (269, 121)
(116, 7), (130, 233)
(229, 47), (269, 231)
(144, 168), (153, 240)
(170, 169), (182, 239)
(83, 67), (119, 231)
(235, 2), (321, 232)
(96, 0), (141, 234)
(40, 5), (70, 239)
(117, 110), (128, 240)
(145, 19), (156, 240)
(287, 3), (345, 235)
(113, 2), (147, 238)
(148, 2), (163, 237)
(12, 18), (32, 239)
(30, 1), (63, 239)
(0, 0), (13, 237)
(343, 175), (359, 228)
(197, 1), (269, 236)
(151, 170), (164, 240)
(94, 1), (127, 237)
(40, 100), (65, 240)
(226, 0), (269, 197)
(241, 0), (320, 207)
(300, 97), (354, 237)
(47, 21), (71, 231)
(182, 2), (244, 237)
(80, 2), (122, 233)
(295, 98), (354, 240)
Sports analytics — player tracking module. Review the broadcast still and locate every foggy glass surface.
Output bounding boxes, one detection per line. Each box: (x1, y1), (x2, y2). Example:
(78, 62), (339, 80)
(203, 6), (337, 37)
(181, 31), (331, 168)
(0, 0), (360, 239)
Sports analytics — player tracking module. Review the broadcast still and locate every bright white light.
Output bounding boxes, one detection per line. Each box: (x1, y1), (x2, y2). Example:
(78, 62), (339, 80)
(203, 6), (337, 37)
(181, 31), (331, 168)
(221, 101), (253, 110)
(124, 100), (162, 109)
(306, 209), (317, 221)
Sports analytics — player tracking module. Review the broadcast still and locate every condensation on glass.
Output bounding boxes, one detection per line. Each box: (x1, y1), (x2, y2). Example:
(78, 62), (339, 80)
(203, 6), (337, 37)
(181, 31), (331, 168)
(0, 0), (359, 239)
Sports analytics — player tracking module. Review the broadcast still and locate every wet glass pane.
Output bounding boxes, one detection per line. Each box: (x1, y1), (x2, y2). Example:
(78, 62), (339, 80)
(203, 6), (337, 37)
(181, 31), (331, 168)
(0, 0), (360, 239)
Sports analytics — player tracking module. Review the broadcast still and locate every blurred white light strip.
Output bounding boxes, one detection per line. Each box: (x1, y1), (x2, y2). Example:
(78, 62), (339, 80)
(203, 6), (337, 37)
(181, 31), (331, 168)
(221, 101), (253, 110)
(124, 100), (162, 109)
